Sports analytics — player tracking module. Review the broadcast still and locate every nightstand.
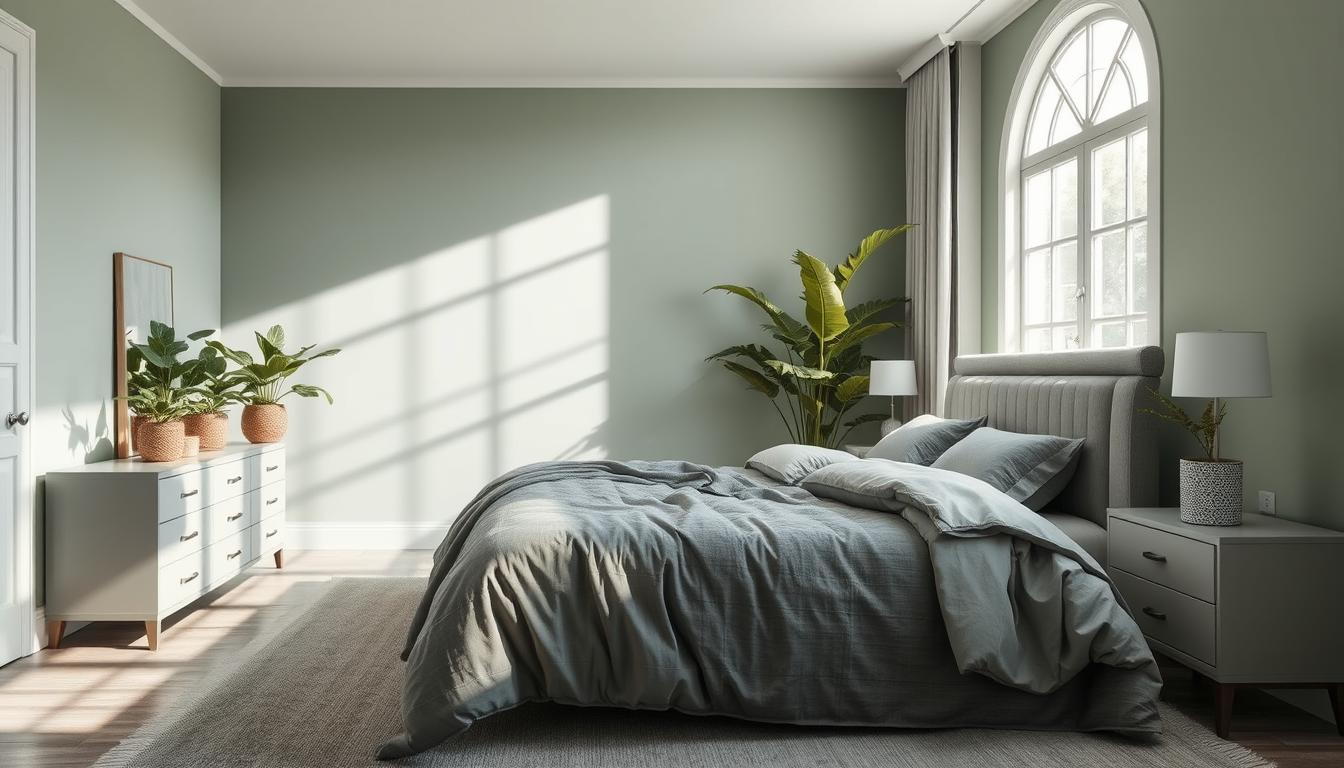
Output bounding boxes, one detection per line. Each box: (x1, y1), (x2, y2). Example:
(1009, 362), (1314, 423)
(1107, 507), (1344, 739)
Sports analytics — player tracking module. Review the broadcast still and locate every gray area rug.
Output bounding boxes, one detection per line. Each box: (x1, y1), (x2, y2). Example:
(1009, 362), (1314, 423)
(96, 577), (1273, 768)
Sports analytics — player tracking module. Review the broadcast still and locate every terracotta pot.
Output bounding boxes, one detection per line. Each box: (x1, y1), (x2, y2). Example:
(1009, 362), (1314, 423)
(241, 404), (288, 444)
(184, 411), (229, 451)
(131, 414), (149, 454)
(181, 435), (201, 458)
(138, 420), (186, 462)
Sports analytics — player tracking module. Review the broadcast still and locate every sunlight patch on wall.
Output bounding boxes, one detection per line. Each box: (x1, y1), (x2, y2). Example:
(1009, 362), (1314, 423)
(225, 196), (610, 524)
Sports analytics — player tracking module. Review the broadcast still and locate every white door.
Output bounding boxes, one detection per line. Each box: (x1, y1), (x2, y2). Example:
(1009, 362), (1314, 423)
(0, 13), (33, 667)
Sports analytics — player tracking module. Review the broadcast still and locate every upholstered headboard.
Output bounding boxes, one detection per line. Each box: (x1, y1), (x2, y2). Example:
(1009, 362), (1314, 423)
(943, 347), (1163, 527)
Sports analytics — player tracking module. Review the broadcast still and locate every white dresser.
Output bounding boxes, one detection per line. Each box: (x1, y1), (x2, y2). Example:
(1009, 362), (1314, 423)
(45, 442), (286, 650)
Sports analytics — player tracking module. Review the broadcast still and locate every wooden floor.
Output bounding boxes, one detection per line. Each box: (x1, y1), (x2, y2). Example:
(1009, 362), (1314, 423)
(0, 550), (1340, 768)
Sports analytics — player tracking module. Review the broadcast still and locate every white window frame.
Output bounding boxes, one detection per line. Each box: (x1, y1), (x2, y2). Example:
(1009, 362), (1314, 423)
(998, 0), (1161, 352)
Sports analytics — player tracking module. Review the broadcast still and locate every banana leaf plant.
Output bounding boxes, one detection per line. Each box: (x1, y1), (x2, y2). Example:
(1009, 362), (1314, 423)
(705, 225), (913, 448)
(208, 325), (341, 405)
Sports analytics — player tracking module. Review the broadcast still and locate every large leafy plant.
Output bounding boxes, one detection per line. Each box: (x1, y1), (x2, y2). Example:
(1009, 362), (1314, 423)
(208, 325), (341, 405)
(124, 322), (215, 422)
(706, 225), (912, 448)
(179, 344), (249, 414)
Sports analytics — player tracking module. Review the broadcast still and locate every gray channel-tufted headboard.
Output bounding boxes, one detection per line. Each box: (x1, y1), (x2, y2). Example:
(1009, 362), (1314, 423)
(943, 347), (1164, 527)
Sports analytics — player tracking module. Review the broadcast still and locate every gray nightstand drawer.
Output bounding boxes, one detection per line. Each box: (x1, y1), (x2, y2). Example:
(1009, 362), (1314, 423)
(1112, 569), (1215, 665)
(1109, 518), (1216, 602)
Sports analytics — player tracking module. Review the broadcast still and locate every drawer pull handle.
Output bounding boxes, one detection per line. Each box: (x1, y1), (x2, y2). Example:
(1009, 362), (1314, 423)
(227, 549), (242, 560)
(180, 571), (199, 585)
(266, 465), (279, 472)
(179, 531), (199, 542)
(1141, 551), (1167, 562)
(226, 513), (244, 522)
(266, 529), (278, 538)
(180, 489), (199, 499)
(227, 475), (243, 484)
(1142, 606), (1167, 621)
(266, 497), (279, 506)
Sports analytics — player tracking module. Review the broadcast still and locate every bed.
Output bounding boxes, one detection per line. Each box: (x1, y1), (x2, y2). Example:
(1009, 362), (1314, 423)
(377, 347), (1165, 759)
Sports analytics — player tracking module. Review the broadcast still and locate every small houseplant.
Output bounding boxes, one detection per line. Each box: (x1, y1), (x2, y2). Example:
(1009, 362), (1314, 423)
(209, 325), (340, 444)
(180, 344), (247, 451)
(1142, 388), (1238, 524)
(125, 322), (213, 461)
(705, 225), (912, 448)
(122, 385), (194, 462)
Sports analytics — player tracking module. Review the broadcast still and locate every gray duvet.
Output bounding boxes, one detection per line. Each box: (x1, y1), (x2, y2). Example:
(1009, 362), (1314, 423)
(377, 460), (1161, 759)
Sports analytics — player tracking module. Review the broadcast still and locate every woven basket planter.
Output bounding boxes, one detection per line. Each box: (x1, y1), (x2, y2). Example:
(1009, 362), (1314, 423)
(184, 411), (230, 451)
(138, 420), (186, 463)
(132, 414), (149, 454)
(1179, 458), (1243, 526)
(242, 404), (288, 444)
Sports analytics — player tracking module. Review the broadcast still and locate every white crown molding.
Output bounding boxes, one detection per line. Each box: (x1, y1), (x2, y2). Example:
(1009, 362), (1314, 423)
(897, 33), (953, 81)
(113, 0), (222, 85)
(222, 76), (904, 89)
(964, 0), (1043, 44)
(287, 522), (453, 550)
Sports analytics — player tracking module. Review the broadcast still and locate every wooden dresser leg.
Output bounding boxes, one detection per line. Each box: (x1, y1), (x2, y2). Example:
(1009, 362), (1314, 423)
(46, 621), (65, 649)
(1329, 685), (1344, 737)
(145, 620), (160, 651)
(273, 548), (284, 569)
(1215, 684), (1236, 739)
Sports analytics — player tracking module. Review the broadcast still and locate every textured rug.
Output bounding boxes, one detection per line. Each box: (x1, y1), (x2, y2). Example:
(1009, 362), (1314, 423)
(95, 577), (1273, 768)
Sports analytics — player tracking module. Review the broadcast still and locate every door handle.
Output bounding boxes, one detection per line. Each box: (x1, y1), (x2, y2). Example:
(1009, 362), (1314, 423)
(6, 411), (28, 428)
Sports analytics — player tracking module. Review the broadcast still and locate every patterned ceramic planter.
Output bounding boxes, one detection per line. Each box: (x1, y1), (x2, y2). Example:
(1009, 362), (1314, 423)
(138, 420), (185, 463)
(241, 404), (288, 444)
(1179, 458), (1243, 526)
(184, 411), (229, 451)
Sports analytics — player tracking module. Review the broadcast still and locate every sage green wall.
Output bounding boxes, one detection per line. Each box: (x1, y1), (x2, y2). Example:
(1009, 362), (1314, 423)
(0, 0), (221, 602)
(980, 0), (1344, 525)
(221, 88), (905, 525)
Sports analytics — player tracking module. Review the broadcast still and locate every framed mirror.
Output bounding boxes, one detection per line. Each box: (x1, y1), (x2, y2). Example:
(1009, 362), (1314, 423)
(113, 253), (174, 458)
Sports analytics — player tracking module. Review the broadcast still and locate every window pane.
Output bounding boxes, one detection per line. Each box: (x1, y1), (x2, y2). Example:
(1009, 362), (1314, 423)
(1089, 20), (1127, 114)
(1051, 102), (1082, 146)
(1024, 327), (1052, 352)
(1092, 137), (1127, 228)
(1054, 30), (1087, 119)
(1093, 229), (1126, 317)
(1120, 34), (1148, 104)
(1129, 222), (1148, 314)
(1052, 158), (1077, 239)
(1052, 241), (1078, 322)
(1026, 79), (1061, 156)
(1025, 247), (1051, 324)
(1025, 170), (1051, 247)
(1094, 320), (1127, 348)
(1094, 67), (1134, 123)
(1053, 326), (1077, 350)
(1129, 128), (1148, 218)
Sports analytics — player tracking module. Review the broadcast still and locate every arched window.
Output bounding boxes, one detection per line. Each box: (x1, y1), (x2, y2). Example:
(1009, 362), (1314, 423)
(999, 0), (1160, 352)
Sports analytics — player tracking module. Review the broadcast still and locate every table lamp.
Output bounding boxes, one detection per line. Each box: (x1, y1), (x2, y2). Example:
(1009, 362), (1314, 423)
(869, 360), (917, 437)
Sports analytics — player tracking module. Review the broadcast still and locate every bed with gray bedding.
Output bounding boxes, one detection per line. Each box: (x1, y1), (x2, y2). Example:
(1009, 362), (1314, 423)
(377, 348), (1166, 759)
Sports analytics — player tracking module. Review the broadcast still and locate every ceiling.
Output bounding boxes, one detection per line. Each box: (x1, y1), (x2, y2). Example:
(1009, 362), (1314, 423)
(118, 0), (1037, 87)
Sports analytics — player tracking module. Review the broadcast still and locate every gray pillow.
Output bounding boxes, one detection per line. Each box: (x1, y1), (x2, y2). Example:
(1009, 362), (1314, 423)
(930, 427), (1084, 511)
(746, 444), (858, 485)
(866, 413), (986, 466)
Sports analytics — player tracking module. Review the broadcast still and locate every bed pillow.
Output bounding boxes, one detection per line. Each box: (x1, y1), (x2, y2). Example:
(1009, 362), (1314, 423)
(930, 427), (1084, 511)
(745, 444), (858, 485)
(865, 414), (986, 466)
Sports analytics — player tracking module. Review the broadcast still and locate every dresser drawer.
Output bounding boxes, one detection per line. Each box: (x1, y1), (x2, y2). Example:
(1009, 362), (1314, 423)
(157, 459), (254, 523)
(1109, 518), (1216, 602)
(257, 449), (286, 487)
(157, 508), (207, 565)
(257, 480), (285, 521)
(1112, 569), (1216, 666)
(256, 511), (285, 556)
(158, 529), (254, 611)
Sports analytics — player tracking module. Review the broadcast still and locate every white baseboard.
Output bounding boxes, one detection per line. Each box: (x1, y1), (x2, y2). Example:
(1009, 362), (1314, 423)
(286, 522), (451, 550)
(32, 606), (88, 652)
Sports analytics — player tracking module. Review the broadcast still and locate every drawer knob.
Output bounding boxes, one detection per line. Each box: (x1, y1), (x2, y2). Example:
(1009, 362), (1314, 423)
(226, 513), (244, 522)
(227, 549), (242, 560)
(266, 497), (279, 506)
(179, 531), (199, 542)
(266, 465), (279, 472)
(1141, 551), (1167, 563)
(180, 571), (199, 585)
(1142, 606), (1167, 621)
(266, 529), (278, 538)
(227, 475), (243, 484)
(180, 489), (199, 499)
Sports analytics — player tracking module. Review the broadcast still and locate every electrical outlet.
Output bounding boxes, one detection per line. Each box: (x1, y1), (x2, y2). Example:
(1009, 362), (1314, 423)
(1258, 490), (1276, 516)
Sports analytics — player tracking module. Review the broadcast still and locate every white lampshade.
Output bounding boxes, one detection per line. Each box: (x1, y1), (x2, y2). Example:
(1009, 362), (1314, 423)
(1171, 331), (1271, 399)
(870, 360), (917, 396)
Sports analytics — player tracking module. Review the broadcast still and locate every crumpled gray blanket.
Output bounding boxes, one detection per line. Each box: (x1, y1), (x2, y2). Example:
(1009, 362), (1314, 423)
(377, 460), (1161, 759)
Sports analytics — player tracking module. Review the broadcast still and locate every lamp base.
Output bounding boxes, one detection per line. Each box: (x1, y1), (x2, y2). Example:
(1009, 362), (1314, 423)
(879, 417), (903, 437)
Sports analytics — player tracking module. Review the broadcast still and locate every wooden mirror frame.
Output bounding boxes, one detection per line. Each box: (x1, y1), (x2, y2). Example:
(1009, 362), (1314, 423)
(113, 253), (174, 458)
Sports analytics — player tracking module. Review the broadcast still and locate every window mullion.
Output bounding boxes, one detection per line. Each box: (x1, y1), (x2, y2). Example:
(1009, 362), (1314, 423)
(1076, 144), (1090, 348)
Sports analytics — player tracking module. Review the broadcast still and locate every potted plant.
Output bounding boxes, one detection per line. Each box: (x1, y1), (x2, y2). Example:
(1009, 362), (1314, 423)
(1143, 390), (1240, 525)
(704, 225), (912, 448)
(180, 344), (246, 451)
(122, 385), (194, 462)
(209, 325), (340, 444)
(125, 322), (213, 460)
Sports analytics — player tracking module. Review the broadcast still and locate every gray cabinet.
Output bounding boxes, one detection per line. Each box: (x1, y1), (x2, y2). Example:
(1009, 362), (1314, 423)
(45, 443), (286, 650)
(1107, 507), (1344, 738)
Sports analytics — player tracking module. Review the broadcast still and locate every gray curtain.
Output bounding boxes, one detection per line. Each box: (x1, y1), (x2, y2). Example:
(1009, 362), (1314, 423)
(904, 48), (954, 418)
